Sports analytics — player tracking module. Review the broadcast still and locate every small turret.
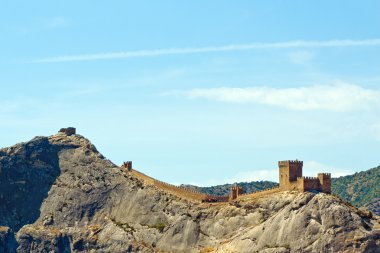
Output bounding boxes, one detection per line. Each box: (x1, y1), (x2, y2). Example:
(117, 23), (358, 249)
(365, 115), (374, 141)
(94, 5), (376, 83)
(229, 185), (243, 200)
(318, 173), (331, 194)
(122, 161), (133, 171)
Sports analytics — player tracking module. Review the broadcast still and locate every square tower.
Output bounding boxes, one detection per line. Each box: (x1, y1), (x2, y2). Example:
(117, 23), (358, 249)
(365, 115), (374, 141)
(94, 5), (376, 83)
(278, 160), (303, 189)
(318, 173), (331, 194)
(123, 161), (133, 171)
(229, 186), (243, 200)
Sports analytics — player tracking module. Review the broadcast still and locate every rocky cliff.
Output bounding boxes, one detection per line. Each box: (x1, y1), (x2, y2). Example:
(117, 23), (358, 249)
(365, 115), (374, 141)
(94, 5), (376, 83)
(0, 132), (379, 252)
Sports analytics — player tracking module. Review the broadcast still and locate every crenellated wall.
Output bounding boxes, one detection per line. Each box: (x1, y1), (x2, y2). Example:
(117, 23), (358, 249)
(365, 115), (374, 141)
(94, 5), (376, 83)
(126, 168), (224, 202)
(237, 186), (280, 200)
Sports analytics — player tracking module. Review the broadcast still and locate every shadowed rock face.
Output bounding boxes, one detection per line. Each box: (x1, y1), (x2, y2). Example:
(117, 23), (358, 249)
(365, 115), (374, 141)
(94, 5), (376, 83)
(0, 133), (379, 253)
(0, 136), (64, 231)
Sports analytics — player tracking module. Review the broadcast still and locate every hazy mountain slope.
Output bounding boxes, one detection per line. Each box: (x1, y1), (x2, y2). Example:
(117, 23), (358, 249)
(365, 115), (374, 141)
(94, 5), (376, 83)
(0, 132), (379, 252)
(332, 166), (380, 215)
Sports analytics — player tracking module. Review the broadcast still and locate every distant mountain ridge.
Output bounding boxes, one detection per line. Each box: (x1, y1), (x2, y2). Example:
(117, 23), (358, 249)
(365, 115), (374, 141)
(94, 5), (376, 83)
(186, 166), (380, 215)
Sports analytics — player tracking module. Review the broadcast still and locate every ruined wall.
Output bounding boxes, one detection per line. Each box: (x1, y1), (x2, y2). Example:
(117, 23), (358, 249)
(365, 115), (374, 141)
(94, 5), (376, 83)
(59, 127), (76, 136)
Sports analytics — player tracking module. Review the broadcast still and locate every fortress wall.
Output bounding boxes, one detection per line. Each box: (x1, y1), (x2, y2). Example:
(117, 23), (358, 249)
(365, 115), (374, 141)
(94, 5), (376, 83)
(303, 177), (321, 192)
(127, 168), (213, 202)
(237, 187), (280, 200)
(129, 169), (155, 185)
(153, 180), (208, 202)
(297, 177), (321, 192)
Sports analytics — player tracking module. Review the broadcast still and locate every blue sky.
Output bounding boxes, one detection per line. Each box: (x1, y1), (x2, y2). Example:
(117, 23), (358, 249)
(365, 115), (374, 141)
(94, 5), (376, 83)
(1, 1), (380, 185)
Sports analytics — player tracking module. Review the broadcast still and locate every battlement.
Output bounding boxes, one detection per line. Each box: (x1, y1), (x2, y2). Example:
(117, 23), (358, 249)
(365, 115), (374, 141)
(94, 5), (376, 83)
(318, 173), (331, 178)
(298, 176), (318, 180)
(278, 160), (303, 166)
(58, 127), (76, 136)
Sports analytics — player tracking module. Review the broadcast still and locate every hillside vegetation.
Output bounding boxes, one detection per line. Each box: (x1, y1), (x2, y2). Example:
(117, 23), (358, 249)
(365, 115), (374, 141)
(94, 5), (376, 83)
(332, 166), (380, 215)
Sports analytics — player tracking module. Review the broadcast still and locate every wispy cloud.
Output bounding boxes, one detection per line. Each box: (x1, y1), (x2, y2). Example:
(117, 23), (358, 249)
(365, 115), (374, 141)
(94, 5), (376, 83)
(186, 83), (380, 111)
(44, 17), (69, 29)
(32, 38), (380, 63)
(288, 50), (314, 64)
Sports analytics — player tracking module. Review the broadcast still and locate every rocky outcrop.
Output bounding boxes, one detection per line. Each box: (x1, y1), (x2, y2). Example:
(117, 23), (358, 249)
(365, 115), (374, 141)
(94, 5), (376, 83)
(0, 133), (379, 252)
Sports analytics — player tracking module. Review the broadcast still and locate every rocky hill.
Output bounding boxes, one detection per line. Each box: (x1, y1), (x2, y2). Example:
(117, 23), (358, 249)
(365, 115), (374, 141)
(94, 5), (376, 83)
(0, 132), (379, 252)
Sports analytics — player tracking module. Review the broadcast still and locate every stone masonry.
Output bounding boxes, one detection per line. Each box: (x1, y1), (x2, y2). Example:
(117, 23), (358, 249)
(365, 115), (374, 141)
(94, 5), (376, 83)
(279, 160), (331, 193)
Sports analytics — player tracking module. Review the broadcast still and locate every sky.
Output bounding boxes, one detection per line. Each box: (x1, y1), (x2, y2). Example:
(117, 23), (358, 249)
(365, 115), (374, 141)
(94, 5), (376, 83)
(1, 1), (380, 186)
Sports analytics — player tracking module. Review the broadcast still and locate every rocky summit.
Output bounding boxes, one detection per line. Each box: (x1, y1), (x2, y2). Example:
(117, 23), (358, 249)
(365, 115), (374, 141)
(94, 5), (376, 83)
(0, 132), (379, 252)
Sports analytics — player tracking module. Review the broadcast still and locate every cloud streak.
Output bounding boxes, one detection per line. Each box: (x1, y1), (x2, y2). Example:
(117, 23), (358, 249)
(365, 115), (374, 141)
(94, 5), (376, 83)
(186, 83), (380, 111)
(32, 38), (380, 63)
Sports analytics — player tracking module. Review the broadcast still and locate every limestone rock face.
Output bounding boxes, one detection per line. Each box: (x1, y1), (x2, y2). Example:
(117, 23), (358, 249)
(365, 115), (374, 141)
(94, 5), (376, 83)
(0, 133), (379, 252)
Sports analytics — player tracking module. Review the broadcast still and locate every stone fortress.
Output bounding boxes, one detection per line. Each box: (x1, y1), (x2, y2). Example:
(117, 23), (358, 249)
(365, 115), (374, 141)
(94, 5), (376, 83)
(122, 159), (331, 203)
(279, 160), (331, 194)
(58, 128), (331, 203)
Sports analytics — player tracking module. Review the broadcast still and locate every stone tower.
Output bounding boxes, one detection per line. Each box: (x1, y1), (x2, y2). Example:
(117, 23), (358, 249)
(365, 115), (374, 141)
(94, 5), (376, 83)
(318, 173), (332, 194)
(230, 185), (243, 200)
(123, 161), (133, 171)
(279, 160), (303, 190)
